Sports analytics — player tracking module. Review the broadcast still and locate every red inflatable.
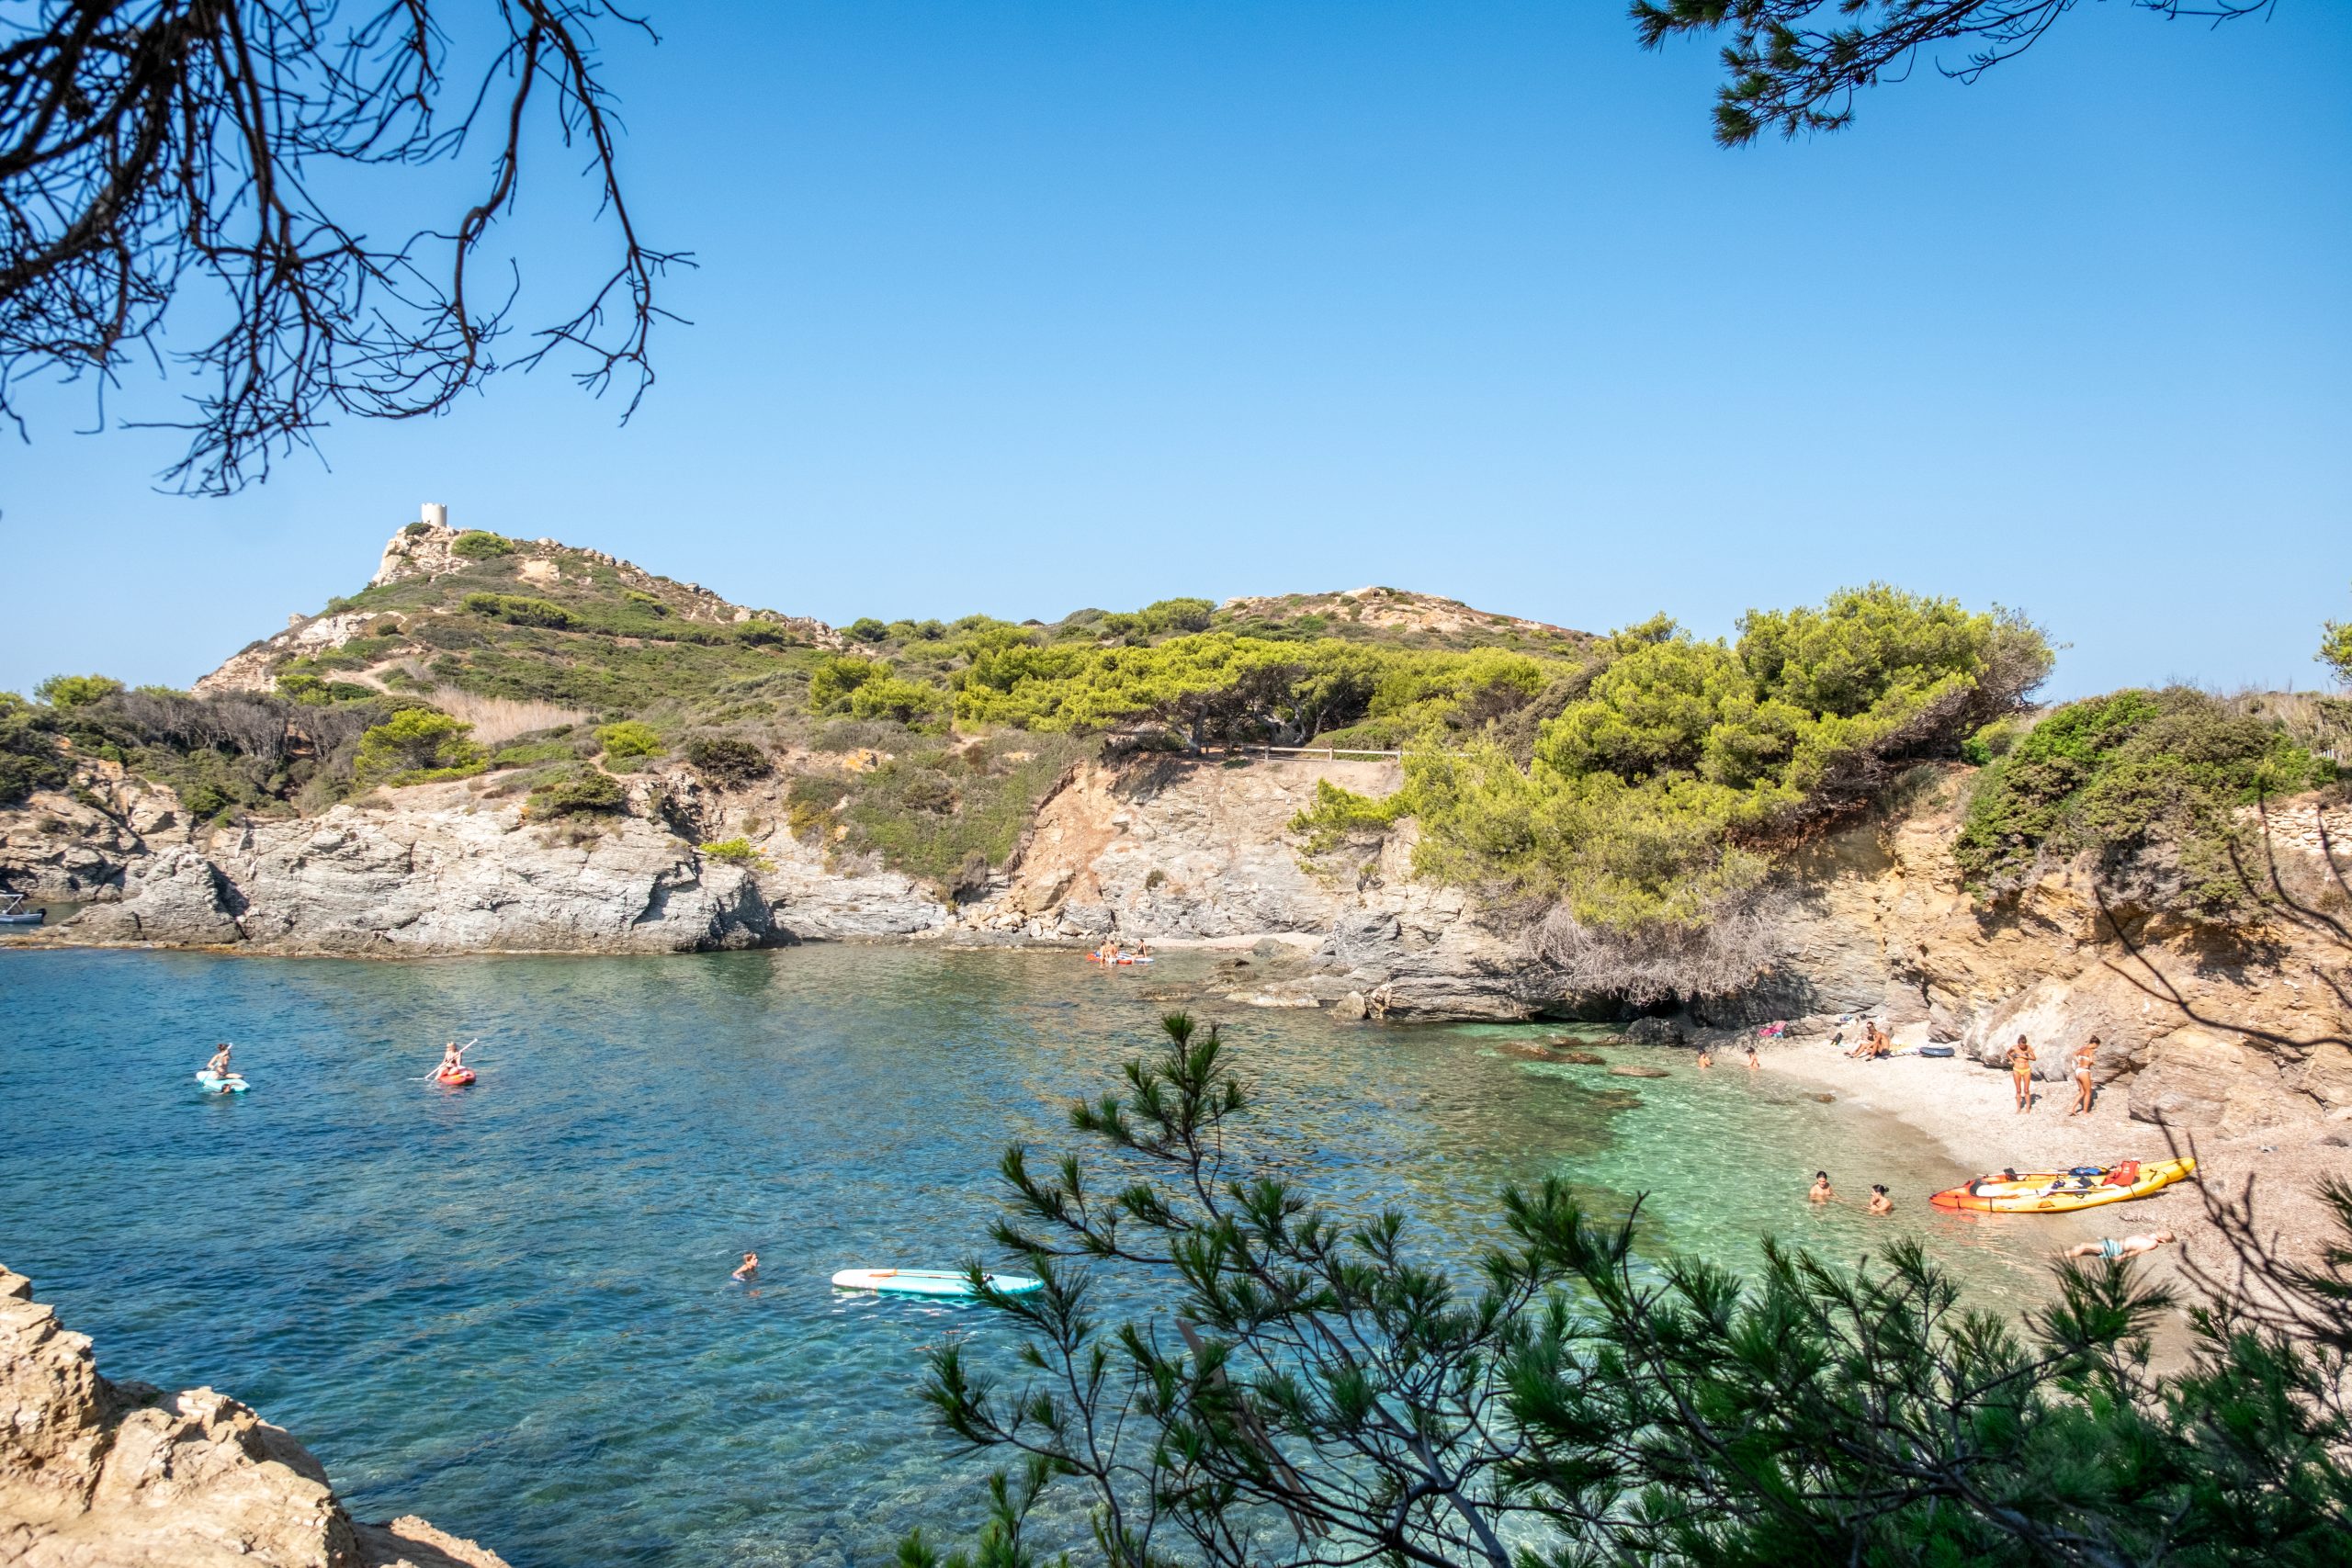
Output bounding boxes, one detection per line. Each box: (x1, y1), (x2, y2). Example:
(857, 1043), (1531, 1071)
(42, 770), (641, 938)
(435, 1068), (477, 1087)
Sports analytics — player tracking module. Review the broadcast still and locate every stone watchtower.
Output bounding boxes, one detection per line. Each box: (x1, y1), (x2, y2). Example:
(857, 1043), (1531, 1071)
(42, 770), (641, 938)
(370, 502), (459, 587)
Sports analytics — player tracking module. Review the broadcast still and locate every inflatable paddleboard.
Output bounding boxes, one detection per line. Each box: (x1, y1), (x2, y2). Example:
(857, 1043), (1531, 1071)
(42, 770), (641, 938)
(433, 1068), (477, 1087)
(195, 1072), (249, 1094)
(830, 1268), (1044, 1298)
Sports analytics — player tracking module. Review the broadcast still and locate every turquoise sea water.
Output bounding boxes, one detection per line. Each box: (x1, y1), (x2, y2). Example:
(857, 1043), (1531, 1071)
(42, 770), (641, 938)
(0, 945), (2084, 1565)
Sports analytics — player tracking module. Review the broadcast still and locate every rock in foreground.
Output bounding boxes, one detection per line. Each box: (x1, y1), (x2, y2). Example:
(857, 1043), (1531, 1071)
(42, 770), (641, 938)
(0, 1265), (506, 1568)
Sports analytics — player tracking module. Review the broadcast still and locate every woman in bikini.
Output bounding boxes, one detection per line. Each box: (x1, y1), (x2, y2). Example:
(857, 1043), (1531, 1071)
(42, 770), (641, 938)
(1867, 1185), (1894, 1215)
(2069, 1038), (2099, 1115)
(2008, 1035), (2036, 1112)
(204, 1043), (234, 1078)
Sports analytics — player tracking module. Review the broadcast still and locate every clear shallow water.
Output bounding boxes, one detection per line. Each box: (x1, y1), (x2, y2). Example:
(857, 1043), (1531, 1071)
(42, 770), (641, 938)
(0, 946), (2082, 1566)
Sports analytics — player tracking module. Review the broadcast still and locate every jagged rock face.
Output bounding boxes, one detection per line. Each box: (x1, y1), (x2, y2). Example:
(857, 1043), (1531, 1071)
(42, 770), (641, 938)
(42, 778), (792, 955)
(0, 1266), (507, 1568)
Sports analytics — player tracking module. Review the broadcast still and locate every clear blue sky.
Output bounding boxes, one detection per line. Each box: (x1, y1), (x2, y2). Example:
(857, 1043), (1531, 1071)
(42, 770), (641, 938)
(4, 1), (2346, 700)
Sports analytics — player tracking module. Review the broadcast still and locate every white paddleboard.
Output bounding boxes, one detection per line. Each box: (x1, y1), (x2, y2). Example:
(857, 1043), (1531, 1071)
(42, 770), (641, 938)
(195, 1072), (250, 1094)
(830, 1268), (1043, 1297)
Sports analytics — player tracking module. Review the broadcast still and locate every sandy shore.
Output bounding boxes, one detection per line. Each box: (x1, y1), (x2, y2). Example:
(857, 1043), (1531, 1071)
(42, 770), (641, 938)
(1761, 1028), (2352, 1317)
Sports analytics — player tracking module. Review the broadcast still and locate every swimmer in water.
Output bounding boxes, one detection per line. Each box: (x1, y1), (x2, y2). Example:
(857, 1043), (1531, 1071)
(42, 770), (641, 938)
(1868, 1184), (1894, 1215)
(732, 1250), (759, 1281)
(1745, 1042), (1761, 1070)
(1695, 1046), (1713, 1068)
(1809, 1170), (1834, 1203)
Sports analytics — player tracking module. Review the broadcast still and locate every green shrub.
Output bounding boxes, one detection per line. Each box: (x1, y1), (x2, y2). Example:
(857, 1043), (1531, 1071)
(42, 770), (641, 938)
(849, 675), (944, 726)
(697, 836), (772, 867)
(734, 621), (794, 647)
(808, 656), (880, 714)
(530, 769), (627, 818)
(786, 773), (851, 837)
(34, 674), (124, 709)
(491, 739), (578, 768)
(1954, 685), (2332, 913)
(594, 720), (666, 761)
(449, 530), (514, 558)
(1297, 586), (2050, 935)
(2323, 593), (2352, 686)
(462, 592), (577, 629)
(623, 590), (669, 616)
(354, 708), (485, 786)
(402, 520), (432, 537)
(844, 617), (890, 643)
(0, 694), (67, 806)
(684, 735), (773, 785)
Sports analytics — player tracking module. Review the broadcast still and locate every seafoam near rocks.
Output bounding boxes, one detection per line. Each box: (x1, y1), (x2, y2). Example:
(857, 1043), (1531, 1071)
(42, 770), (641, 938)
(0, 1264), (507, 1568)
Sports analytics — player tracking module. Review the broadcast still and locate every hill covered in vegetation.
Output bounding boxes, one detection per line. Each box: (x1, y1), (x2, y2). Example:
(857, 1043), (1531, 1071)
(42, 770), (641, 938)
(6, 518), (2343, 974)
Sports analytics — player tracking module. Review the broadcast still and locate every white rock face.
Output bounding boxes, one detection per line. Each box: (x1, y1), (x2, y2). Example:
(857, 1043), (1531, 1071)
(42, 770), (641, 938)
(0, 1264), (509, 1568)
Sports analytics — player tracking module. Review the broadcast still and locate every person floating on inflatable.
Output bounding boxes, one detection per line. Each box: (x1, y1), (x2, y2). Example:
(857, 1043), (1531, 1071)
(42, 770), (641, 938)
(204, 1043), (234, 1078)
(431, 1040), (477, 1085)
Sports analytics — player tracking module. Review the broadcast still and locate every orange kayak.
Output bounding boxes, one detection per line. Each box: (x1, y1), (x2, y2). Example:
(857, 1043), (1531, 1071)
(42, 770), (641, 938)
(1930, 1156), (2194, 1213)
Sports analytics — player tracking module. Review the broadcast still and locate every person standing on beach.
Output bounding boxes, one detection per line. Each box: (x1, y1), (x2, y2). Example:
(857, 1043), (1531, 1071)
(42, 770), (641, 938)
(2070, 1038), (2100, 1115)
(2009, 1035), (2037, 1112)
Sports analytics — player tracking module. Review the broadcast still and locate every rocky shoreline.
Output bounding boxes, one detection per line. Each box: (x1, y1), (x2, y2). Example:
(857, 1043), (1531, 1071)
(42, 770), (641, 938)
(6, 750), (2350, 1151)
(0, 1265), (505, 1568)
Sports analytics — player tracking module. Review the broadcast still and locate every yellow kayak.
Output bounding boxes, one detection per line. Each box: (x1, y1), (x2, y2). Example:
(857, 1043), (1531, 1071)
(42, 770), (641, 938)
(1930, 1156), (2195, 1213)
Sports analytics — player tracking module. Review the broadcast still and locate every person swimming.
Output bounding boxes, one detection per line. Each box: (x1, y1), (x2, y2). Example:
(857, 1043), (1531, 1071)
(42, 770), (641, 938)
(1868, 1184), (1894, 1215)
(1695, 1046), (1714, 1068)
(1808, 1170), (1834, 1203)
(732, 1250), (759, 1281)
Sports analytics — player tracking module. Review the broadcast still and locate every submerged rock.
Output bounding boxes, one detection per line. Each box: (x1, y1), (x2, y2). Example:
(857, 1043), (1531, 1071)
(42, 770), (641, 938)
(0, 1263), (508, 1568)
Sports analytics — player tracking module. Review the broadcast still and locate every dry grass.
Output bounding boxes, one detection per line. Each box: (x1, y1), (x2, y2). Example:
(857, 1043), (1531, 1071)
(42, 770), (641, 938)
(428, 689), (593, 744)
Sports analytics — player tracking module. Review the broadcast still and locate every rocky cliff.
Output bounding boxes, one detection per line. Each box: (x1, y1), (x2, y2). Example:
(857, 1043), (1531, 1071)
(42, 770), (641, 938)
(8, 742), (2347, 1136)
(0, 1264), (506, 1568)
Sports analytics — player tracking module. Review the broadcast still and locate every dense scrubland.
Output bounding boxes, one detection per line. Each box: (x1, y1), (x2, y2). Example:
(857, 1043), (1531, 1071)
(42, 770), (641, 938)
(5, 531), (2346, 951)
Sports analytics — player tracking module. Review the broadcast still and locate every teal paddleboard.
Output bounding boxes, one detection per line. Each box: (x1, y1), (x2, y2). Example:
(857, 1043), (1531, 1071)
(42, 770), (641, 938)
(831, 1269), (1042, 1297)
(195, 1072), (250, 1094)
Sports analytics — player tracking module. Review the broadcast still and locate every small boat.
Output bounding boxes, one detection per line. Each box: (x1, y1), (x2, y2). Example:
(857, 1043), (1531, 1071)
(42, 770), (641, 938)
(195, 1071), (250, 1095)
(830, 1268), (1044, 1298)
(1929, 1156), (2195, 1213)
(0, 893), (44, 927)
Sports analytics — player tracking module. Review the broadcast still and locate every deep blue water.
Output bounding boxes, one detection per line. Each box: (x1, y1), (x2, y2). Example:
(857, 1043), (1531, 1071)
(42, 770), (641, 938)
(0, 945), (2075, 1565)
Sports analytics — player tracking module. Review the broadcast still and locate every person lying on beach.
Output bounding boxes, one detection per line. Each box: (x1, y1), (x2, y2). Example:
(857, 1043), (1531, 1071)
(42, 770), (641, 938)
(1809, 1171), (1834, 1203)
(732, 1251), (759, 1281)
(2071, 1039), (2099, 1116)
(1868, 1185), (1894, 1215)
(204, 1043), (234, 1077)
(2065, 1230), (2176, 1262)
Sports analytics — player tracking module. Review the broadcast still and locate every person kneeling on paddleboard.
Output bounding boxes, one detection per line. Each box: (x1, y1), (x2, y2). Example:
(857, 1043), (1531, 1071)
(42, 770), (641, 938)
(204, 1043), (233, 1078)
(434, 1040), (473, 1080)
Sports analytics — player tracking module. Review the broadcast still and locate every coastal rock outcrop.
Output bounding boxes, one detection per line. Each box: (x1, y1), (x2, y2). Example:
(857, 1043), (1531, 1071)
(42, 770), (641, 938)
(0, 1264), (507, 1568)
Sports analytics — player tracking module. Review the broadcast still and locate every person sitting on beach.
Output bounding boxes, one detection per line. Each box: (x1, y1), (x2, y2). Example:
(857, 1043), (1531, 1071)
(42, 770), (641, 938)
(732, 1250), (759, 1281)
(2070, 1038), (2099, 1116)
(204, 1043), (234, 1078)
(1868, 1185), (1894, 1215)
(1808, 1170), (1834, 1203)
(1745, 1042), (1761, 1070)
(2065, 1230), (2177, 1263)
(1844, 1021), (1875, 1058)
(2008, 1035), (2037, 1112)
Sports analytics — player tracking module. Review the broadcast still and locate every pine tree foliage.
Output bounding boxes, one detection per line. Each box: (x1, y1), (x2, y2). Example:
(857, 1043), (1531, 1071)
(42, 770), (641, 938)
(910, 1014), (2352, 1568)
